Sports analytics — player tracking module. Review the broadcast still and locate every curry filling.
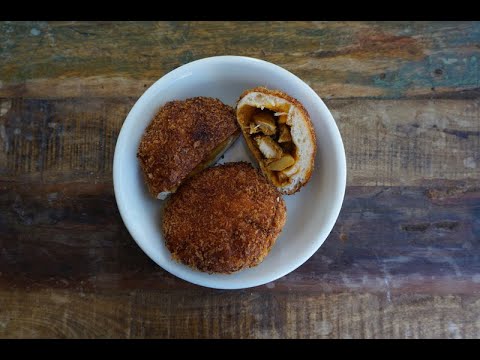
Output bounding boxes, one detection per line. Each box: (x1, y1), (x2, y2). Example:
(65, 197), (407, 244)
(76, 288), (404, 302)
(189, 133), (238, 178)
(244, 107), (297, 186)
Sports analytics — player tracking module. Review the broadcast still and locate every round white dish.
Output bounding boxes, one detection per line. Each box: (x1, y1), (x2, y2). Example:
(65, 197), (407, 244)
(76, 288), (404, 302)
(113, 56), (346, 289)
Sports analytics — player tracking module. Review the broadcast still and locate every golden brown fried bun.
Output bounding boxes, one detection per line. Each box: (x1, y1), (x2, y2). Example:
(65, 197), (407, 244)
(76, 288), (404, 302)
(137, 97), (240, 199)
(236, 87), (316, 195)
(162, 162), (287, 274)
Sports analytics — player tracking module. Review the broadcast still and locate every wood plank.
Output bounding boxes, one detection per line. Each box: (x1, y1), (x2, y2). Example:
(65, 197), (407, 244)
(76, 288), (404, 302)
(0, 97), (130, 183)
(0, 289), (479, 338)
(1, 21), (479, 99)
(1, 22), (480, 339)
(1, 182), (479, 295)
(0, 98), (478, 186)
(332, 99), (480, 186)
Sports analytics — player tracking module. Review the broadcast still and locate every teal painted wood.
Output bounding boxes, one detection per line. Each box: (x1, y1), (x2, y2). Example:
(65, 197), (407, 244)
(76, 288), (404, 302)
(0, 21), (479, 99)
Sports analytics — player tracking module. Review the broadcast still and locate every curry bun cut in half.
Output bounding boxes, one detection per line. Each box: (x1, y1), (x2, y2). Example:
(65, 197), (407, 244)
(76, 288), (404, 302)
(137, 97), (240, 199)
(162, 162), (287, 274)
(236, 87), (317, 195)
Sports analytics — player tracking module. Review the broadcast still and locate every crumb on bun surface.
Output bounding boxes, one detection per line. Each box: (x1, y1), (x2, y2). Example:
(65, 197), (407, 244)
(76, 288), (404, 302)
(162, 162), (287, 273)
(137, 97), (240, 198)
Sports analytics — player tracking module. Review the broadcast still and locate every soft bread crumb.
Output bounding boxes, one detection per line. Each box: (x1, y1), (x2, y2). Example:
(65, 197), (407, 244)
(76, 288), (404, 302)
(157, 192), (170, 200)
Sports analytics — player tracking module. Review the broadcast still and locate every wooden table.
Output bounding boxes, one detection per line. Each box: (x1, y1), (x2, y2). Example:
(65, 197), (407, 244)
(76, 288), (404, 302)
(1, 21), (479, 338)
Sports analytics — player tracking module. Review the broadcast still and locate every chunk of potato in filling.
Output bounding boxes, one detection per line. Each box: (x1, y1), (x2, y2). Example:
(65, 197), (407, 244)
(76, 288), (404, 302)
(255, 136), (283, 159)
(251, 112), (276, 135)
(248, 108), (297, 184)
(278, 124), (292, 143)
(267, 154), (295, 171)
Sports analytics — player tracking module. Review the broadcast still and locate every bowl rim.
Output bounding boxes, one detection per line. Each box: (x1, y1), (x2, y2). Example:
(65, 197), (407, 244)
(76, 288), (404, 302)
(113, 55), (347, 289)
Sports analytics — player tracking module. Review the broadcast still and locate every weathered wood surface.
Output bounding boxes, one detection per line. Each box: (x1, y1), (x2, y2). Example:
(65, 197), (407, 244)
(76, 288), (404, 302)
(0, 21), (479, 338)
(1, 21), (480, 100)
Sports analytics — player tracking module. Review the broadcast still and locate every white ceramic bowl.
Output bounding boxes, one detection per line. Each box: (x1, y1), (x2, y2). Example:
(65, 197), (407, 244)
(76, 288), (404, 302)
(113, 56), (346, 289)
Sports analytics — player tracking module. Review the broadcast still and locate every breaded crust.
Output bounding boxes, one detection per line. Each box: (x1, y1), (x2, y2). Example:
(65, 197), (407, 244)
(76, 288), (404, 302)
(162, 162), (287, 274)
(137, 97), (240, 198)
(236, 87), (317, 195)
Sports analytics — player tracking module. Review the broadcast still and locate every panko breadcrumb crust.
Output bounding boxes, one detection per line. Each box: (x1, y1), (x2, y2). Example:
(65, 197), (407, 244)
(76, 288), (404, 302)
(162, 162), (287, 274)
(137, 97), (239, 197)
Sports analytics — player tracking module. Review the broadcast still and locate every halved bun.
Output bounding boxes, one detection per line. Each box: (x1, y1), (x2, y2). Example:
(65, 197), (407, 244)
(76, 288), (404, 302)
(137, 97), (240, 199)
(236, 87), (316, 195)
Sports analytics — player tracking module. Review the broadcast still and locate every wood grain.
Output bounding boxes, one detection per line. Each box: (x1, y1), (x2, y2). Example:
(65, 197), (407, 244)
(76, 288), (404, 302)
(0, 21), (479, 338)
(1, 182), (479, 293)
(1, 22), (479, 99)
(1, 290), (480, 338)
(0, 98), (478, 185)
